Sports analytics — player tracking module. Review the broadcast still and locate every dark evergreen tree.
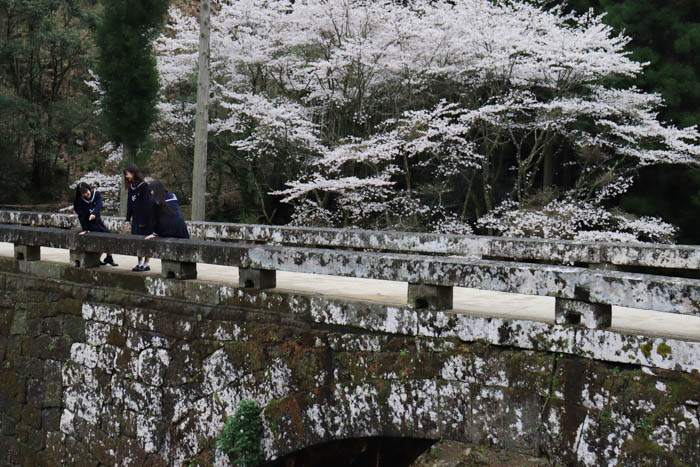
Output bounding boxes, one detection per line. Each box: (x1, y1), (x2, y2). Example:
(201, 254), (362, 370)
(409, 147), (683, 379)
(0, 0), (97, 204)
(563, 0), (699, 127)
(95, 0), (168, 213)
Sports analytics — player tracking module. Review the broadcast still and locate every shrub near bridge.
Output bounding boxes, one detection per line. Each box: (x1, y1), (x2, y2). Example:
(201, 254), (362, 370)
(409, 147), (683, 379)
(217, 400), (264, 467)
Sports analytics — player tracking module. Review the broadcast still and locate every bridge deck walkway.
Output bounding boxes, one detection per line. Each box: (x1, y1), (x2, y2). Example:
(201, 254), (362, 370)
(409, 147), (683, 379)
(2, 242), (699, 342)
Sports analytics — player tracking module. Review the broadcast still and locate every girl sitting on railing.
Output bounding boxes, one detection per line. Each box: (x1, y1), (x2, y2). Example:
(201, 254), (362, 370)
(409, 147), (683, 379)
(73, 182), (118, 267)
(144, 180), (190, 240)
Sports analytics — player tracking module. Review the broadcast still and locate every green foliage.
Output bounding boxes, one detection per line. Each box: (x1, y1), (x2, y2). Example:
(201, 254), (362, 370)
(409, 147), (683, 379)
(0, 0), (98, 202)
(580, 0), (699, 127)
(95, 0), (168, 148)
(217, 400), (264, 467)
(620, 165), (700, 244)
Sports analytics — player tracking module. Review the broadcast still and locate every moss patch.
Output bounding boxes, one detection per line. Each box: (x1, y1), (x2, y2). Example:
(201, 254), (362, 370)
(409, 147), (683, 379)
(640, 342), (653, 358)
(657, 342), (673, 359)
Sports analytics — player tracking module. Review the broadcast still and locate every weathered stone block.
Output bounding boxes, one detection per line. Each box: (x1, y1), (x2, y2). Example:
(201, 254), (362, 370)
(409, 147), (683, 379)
(116, 437), (148, 465)
(17, 424), (45, 452)
(21, 335), (72, 361)
(56, 298), (83, 317)
(137, 348), (169, 386)
(161, 260), (197, 280)
(5, 335), (23, 363)
(555, 298), (612, 329)
(408, 283), (453, 310)
(0, 258), (16, 274)
(105, 326), (127, 347)
(69, 250), (101, 269)
(118, 411), (138, 439)
(10, 309), (27, 335)
(21, 405), (42, 429)
(73, 418), (117, 465)
(14, 244), (40, 261)
(26, 318), (42, 338)
(41, 409), (61, 432)
(0, 436), (21, 464)
(0, 307), (13, 330)
(42, 380), (62, 409)
(184, 282), (218, 304)
(0, 411), (15, 436)
(26, 378), (46, 409)
(64, 435), (98, 466)
(26, 301), (58, 320)
(239, 267), (276, 289)
(17, 261), (64, 280)
(42, 317), (62, 336)
(61, 315), (85, 341)
(41, 431), (66, 467)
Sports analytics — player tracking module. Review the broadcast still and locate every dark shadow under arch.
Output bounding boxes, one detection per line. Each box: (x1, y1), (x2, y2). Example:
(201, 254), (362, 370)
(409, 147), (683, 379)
(266, 437), (435, 467)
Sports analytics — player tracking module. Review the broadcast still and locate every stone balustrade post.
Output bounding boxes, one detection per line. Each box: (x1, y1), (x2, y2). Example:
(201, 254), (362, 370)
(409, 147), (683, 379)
(407, 283), (453, 311)
(239, 267), (276, 289)
(69, 250), (102, 269)
(161, 260), (197, 280)
(14, 244), (40, 261)
(555, 298), (612, 329)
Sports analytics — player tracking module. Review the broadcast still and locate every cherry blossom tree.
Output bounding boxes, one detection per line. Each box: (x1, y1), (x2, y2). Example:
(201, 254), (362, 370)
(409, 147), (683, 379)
(154, 0), (699, 241)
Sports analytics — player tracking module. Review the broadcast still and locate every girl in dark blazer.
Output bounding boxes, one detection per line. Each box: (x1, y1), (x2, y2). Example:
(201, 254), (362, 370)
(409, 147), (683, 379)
(144, 180), (190, 240)
(73, 182), (118, 266)
(124, 164), (152, 271)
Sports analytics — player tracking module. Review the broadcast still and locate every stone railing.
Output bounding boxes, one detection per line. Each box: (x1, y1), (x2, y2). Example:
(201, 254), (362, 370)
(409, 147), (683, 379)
(2, 209), (700, 270)
(1, 222), (699, 331)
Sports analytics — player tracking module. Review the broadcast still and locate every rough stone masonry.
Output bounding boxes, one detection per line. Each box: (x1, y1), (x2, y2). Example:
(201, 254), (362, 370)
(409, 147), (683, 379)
(0, 257), (699, 466)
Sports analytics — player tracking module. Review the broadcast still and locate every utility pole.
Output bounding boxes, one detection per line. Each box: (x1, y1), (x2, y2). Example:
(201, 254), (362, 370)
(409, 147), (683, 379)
(120, 143), (135, 216)
(191, 0), (211, 221)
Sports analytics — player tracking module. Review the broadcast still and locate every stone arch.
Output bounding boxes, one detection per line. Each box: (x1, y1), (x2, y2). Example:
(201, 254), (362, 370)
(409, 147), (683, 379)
(260, 379), (542, 461)
(267, 436), (435, 467)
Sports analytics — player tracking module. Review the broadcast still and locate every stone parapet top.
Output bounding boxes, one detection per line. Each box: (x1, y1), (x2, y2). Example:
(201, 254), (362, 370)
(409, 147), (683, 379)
(1, 209), (698, 269)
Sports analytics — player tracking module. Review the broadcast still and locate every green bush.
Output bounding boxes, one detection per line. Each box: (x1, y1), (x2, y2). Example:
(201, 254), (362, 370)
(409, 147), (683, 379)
(217, 400), (264, 467)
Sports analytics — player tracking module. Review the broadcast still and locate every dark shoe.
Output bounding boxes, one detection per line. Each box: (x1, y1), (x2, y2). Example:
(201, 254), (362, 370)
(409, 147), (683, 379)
(132, 265), (143, 272)
(141, 265), (150, 272)
(102, 256), (118, 267)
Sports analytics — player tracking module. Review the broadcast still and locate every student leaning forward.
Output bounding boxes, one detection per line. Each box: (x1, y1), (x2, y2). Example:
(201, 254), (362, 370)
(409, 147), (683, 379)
(144, 180), (190, 240)
(123, 164), (152, 272)
(73, 182), (118, 267)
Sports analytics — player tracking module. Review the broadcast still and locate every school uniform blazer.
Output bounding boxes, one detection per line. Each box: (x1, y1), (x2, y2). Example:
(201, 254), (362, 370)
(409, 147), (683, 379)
(151, 193), (190, 239)
(126, 181), (152, 235)
(74, 190), (110, 233)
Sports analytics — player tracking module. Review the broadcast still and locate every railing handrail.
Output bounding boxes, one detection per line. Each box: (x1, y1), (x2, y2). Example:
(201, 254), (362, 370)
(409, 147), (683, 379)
(0, 209), (698, 270)
(1, 223), (699, 318)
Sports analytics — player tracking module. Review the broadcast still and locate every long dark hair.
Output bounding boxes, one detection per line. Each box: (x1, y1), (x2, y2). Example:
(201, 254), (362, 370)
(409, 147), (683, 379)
(74, 182), (91, 202)
(123, 163), (144, 186)
(150, 180), (174, 216)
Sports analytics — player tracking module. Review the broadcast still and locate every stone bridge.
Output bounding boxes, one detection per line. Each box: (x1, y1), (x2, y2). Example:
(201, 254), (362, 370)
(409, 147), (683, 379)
(0, 211), (698, 466)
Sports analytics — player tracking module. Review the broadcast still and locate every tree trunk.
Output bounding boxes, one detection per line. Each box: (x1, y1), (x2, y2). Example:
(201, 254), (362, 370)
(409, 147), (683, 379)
(191, 0), (211, 222)
(120, 142), (136, 217)
(543, 142), (554, 188)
